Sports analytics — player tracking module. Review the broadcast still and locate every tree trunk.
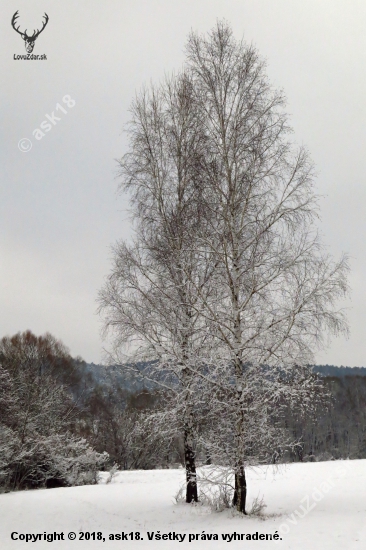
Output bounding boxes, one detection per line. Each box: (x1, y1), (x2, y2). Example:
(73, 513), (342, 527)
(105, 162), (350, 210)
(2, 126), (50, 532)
(182, 355), (198, 503)
(184, 424), (198, 503)
(232, 464), (247, 514)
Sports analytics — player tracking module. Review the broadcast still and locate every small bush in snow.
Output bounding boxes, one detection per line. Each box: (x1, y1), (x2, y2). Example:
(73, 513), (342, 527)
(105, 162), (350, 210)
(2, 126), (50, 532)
(0, 428), (108, 491)
(173, 483), (186, 504)
(247, 494), (267, 517)
(106, 463), (119, 484)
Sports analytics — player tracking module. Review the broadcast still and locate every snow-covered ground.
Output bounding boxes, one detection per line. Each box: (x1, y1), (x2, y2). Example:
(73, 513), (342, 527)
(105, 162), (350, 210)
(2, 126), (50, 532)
(1, 460), (365, 549)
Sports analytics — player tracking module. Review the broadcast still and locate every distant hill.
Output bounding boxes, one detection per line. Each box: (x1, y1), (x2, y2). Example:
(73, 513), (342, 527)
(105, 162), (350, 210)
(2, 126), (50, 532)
(84, 362), (366, 392)
(311, 365), (366, 377)
(84, 362), (157, 392)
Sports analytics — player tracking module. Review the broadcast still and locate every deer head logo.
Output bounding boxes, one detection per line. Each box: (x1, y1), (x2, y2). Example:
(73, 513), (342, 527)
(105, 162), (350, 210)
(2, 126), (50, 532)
(11, 11), (49, 53)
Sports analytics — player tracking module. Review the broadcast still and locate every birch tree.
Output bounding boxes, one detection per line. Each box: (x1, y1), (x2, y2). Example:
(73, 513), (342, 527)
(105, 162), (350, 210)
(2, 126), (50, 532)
(100, 21), (349, 513)
(98, 73), (213, 502)
(184, 21), (349, 513)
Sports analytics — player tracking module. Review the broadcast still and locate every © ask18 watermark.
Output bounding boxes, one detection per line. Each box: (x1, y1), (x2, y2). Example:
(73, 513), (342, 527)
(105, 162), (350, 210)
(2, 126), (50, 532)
(18, 95), (76, 152)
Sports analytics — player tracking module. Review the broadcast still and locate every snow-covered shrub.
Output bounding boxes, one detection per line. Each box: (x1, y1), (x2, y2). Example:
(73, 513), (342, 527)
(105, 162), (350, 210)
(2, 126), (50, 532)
(0, 430), (108, 490)
(197, 467), (234, 512)
(247, 494), (267, 517)
(0, 426), (17, 487)
(198, 483), (233, 512)
(174, 467), (239, 513)
(173, 483), (186, 504)
(88, 393), (181, 471)
(106, 463), (119, 484)
(0, 335), (108, 491)
(174, 467), (234, 512)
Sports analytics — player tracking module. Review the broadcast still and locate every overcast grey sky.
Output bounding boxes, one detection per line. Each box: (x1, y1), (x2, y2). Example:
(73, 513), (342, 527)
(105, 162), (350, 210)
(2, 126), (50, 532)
(1, 0), (366, 365)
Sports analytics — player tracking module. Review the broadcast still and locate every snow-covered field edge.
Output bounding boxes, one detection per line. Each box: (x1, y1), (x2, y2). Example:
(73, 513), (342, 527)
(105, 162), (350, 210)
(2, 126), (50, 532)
(1, 460), (365, 549)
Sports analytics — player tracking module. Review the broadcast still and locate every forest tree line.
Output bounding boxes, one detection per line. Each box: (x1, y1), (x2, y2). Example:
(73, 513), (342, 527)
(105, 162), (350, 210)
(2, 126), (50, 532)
(83, 363), (366, 466)
(1, 330), (364, 494)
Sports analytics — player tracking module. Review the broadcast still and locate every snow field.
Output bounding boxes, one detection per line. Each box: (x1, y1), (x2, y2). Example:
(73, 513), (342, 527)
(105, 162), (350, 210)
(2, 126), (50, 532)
(1, 460), (365, 549)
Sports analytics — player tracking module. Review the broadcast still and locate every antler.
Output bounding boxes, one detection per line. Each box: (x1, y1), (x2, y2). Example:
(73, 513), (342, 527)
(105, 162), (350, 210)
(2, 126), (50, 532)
(11, 11), (49, 40)
(31, 13), (49, 40)
(11, 11), (25, 38)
